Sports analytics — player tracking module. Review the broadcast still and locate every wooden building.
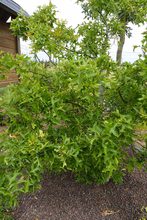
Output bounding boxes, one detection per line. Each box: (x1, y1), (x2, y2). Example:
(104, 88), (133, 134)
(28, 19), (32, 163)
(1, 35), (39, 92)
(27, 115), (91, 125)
(0, 0), (29, 86)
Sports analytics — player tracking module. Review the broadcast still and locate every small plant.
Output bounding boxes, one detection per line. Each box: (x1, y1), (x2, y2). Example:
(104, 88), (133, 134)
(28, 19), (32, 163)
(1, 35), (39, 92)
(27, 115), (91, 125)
(140, 206), (147, 220)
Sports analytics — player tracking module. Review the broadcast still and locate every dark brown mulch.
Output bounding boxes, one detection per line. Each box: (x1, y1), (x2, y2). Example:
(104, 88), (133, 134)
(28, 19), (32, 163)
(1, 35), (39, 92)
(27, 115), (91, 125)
(13, 170), (147, 220)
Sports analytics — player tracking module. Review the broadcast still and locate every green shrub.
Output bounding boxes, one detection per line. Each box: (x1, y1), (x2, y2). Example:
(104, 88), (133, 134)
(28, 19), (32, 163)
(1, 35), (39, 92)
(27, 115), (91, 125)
(0, 54), (146, 212)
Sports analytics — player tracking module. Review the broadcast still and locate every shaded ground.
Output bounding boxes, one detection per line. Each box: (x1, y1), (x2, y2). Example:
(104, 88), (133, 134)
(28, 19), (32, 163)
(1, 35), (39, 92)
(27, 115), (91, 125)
(13, 170), (147, 220)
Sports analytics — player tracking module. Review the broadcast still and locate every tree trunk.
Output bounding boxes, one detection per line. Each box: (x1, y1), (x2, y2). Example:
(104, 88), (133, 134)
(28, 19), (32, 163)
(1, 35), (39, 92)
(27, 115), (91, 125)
(116, 17), (127, 65)
(116, 29), (126, 64)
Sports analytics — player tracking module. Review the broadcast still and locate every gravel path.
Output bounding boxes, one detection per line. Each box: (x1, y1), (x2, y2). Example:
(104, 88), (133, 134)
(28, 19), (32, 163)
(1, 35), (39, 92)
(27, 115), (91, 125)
(13, 170), (147, 220)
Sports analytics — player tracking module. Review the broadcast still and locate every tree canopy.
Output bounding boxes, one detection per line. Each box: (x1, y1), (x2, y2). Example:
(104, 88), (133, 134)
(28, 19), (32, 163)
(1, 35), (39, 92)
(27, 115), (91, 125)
(77, 0), (147, 63)
(11, 1), (147, 63)
(11, 3), (77, 62)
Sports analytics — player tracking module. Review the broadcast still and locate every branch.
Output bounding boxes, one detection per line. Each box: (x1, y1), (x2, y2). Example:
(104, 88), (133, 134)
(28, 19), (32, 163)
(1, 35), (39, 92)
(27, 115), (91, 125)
(65, 100), (87, 111)
(34, 53), (41, 63)
(42, 50), (57, 66)
(118, 89), (128, 104)
(64, 46), (97, 59)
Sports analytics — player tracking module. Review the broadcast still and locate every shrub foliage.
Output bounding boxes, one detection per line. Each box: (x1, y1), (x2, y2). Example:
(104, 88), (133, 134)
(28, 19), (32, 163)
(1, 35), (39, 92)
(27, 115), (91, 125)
(0, 53), (146, 211)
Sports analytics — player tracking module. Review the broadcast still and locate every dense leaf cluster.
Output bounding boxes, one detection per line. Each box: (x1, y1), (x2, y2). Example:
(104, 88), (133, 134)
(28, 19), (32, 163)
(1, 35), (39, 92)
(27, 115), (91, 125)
(11, 4), (77, 60)
(0, 54), (146, 212)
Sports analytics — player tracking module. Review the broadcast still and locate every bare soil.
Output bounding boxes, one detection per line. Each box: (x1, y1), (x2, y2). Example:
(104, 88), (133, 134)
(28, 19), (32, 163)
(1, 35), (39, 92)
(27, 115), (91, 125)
(13, 169), (147, 220)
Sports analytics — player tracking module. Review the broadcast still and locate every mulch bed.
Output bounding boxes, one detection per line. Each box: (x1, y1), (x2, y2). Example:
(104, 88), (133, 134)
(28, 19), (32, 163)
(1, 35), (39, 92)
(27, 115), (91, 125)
(13, 169), (147, 220)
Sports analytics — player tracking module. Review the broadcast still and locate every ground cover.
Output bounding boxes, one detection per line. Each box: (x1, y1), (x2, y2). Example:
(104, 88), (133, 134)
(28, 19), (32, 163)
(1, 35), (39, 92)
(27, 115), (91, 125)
(13, 170), (147, 220)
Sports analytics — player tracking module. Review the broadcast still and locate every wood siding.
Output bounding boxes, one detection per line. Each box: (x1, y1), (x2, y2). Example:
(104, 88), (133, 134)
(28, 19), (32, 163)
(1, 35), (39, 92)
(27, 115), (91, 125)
(0, 71), (18, 87)
(0, 22), (17, 53)
(0, 22), (18, 86)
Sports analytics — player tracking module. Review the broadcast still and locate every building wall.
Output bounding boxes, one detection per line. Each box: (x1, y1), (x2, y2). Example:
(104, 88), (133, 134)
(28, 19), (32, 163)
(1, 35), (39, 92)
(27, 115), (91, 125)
(0, 21), (19, 87)
(0, 22), (17, 53)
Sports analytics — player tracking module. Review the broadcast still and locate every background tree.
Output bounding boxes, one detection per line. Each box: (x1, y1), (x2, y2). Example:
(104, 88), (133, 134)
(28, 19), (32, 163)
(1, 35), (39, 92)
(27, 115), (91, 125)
(11, 3), (78, 63)
(77, 0), (147, 63)
(77, 21), (110, 58)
